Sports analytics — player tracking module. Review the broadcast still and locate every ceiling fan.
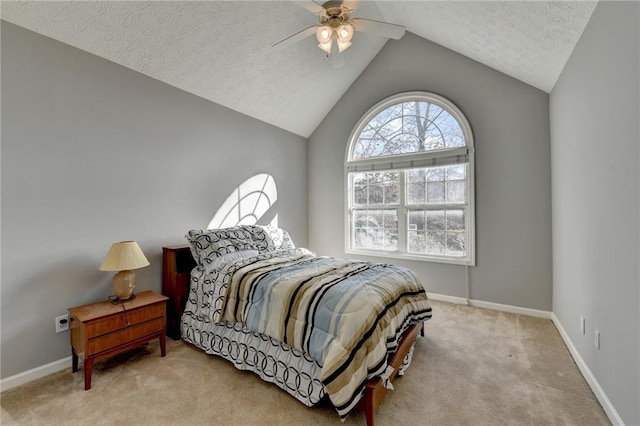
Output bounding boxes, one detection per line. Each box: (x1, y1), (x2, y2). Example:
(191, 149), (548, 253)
(273, 0), (405, 67)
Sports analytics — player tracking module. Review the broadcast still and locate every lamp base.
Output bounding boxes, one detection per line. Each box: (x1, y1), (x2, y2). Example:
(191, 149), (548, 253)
(109, 293), (136, 304)
(112, 270), (137, 300)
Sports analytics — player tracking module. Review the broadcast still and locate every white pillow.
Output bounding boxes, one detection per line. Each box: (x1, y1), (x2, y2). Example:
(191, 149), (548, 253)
(259, 225), (295, 250)
(203, 249), (259, 273)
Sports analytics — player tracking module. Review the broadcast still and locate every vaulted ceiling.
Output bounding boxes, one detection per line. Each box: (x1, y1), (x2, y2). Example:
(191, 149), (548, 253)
(1, 1), (597, 137)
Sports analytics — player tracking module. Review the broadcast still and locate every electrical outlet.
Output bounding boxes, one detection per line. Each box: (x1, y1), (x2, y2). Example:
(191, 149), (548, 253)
(55, 314), (69, 333)
(594, 329), (600, 350)
(580, 316), (585, 335)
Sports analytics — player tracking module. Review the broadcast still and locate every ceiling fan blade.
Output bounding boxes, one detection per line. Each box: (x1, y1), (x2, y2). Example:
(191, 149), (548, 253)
(342, 0), (360, 11)
(272, 26), (318, 50)
(331, 51), (345, 69)
(291, 0), (325, 14)
(351, 18), (406, 40)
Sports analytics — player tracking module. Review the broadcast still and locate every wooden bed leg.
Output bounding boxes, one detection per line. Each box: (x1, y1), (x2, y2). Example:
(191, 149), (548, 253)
(357, 324), (420, 425)
(420, 321), (425, 337)
(364, 388), (375, 426)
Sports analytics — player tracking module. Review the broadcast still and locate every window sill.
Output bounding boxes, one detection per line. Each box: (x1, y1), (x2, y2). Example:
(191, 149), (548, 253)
(345, 249), (474, 266)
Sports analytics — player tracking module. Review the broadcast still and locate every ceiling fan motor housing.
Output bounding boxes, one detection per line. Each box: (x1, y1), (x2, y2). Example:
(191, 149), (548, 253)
(320, 1), (352, 28)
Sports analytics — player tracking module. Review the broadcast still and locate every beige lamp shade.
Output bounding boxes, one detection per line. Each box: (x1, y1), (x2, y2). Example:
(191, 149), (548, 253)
(100, 241), (149, 271)
(100, 241), (150, 300)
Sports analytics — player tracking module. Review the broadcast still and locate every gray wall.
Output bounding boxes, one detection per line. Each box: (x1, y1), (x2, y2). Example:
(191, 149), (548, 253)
(1, 22), (308, 378)
(308, 32), (552, 310)
(550, 2), (640, 424)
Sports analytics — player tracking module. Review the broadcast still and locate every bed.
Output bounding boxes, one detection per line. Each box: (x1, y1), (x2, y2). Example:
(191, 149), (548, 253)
(162, 225), (432, 425)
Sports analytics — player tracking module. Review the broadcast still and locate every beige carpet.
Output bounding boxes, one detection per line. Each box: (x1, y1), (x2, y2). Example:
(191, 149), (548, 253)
(1, 301), (609, 425)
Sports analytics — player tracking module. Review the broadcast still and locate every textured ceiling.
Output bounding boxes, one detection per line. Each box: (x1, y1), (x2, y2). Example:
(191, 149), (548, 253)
(1, 1), (388, 137)
(1, 1), (597, 137)
(377, 1), (597, 92)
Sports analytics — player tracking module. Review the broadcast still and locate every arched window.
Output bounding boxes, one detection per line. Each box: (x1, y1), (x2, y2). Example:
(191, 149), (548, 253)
(346, 92), (475, 265)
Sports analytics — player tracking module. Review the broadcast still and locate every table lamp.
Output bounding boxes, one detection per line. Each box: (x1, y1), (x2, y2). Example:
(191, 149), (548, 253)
(99, 241), (150, 301)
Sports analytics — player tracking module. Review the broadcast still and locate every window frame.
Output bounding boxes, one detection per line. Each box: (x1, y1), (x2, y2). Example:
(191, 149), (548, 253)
(344, 91), (476, 266)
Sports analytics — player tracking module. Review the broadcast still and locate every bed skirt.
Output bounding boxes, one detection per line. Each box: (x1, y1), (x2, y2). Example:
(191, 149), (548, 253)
(182, 312), (326, 406)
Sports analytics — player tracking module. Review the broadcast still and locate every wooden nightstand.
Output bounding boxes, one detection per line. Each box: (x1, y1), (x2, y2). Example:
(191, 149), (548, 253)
(68, 290), (168, 390)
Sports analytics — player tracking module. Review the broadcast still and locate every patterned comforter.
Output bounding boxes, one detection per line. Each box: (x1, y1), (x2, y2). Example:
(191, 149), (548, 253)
(209, 248), (432, 418)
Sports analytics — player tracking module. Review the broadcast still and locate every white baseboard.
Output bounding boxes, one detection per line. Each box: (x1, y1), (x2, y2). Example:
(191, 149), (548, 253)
(551, 314), (624, 426)
(427, 292), (552, 319)
(0, 356), (71, 393)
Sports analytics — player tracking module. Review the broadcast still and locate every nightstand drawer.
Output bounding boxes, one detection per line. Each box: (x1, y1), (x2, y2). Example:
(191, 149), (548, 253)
(85, 303), (164, 337)
(87, 318), (165, 356)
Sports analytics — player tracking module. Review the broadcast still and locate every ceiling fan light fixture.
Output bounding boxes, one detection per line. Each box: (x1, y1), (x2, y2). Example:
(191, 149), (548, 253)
(337, 23), (354, 43)
(318, 40), (332, 55)
(316, 25), (333, 44)
(336, 39), (352, 53)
